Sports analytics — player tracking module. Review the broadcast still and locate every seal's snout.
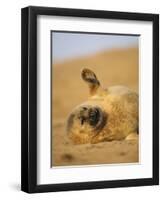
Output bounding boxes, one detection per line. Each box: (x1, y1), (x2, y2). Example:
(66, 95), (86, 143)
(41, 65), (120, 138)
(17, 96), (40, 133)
(78, 106), (89, 125)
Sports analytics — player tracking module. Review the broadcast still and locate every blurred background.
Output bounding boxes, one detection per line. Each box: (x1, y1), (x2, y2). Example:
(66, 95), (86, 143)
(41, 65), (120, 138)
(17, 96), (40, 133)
(52, 31), (139, 166)
(52, 31), (139, 120)
(52, 32), (139, 63)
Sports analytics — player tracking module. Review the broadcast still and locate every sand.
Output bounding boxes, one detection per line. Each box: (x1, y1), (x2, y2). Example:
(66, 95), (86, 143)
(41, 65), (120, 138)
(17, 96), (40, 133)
(52, 47), (139, 167)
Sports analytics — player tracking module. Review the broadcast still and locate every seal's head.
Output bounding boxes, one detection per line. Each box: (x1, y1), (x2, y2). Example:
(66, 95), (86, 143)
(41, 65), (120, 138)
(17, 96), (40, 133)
(66, 68), (138, 144)
(67, 105), (108, 144)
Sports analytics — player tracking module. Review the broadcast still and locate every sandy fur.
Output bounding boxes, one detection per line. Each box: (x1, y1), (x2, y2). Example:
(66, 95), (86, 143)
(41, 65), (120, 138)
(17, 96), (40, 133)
(67, 84), (138, 144)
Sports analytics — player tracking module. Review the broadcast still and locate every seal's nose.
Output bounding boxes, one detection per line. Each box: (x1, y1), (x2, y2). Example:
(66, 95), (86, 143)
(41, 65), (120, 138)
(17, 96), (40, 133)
(78, 107), (89, 125)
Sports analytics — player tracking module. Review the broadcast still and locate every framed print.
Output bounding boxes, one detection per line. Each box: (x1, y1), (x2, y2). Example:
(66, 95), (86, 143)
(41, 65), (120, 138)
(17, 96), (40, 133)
(21, 6), (159, 193)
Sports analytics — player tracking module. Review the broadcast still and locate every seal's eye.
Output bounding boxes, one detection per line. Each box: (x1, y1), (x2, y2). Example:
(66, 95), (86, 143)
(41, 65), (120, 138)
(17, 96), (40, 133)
(89, 108), (100, 126)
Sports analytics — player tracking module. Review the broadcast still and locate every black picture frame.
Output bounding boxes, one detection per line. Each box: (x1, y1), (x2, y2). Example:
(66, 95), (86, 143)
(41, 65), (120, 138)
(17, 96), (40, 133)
(21, 6), (159, 193)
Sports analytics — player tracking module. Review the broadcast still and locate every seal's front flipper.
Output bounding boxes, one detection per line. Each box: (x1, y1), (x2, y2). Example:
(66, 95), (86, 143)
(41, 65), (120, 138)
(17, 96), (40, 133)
(125, 132), (138, 141)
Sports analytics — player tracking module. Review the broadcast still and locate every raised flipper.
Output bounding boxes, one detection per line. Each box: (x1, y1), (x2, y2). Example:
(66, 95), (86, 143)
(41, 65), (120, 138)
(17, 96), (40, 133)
(81, 68), (105, 96)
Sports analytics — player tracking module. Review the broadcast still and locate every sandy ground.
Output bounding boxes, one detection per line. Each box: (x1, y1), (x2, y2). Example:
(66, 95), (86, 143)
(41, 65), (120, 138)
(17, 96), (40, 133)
(52, 47), (139, 166)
